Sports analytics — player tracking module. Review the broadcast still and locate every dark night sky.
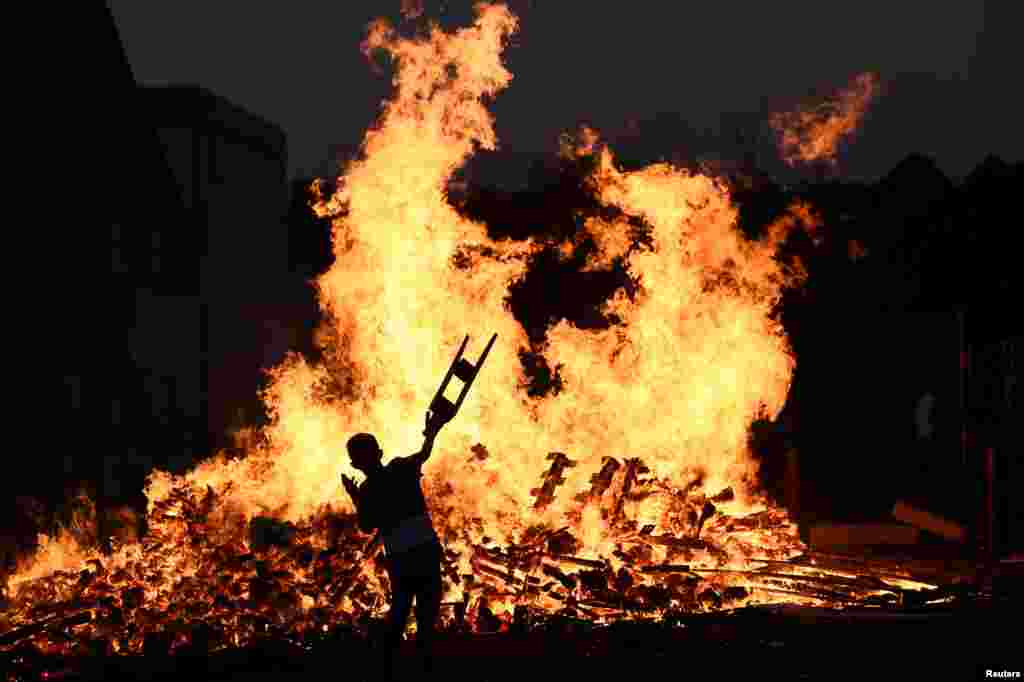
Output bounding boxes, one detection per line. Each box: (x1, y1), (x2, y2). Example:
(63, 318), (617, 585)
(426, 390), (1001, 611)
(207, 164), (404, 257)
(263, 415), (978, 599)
(107, 1), (1021, 183)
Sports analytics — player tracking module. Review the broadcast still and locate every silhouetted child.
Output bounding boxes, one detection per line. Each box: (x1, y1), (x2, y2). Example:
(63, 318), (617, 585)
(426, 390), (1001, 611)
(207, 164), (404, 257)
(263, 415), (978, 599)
(342, 404), (454, 678)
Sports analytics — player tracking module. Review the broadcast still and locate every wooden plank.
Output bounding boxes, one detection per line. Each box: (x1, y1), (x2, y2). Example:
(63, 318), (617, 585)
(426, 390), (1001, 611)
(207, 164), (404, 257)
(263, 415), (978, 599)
(793, 552), (948, 585)
(0, 610), (92, 648)
(690, 568), (892, 592)
(809, 523), (920, 550)
(892, 500), (966, 543)
(640, 564), (696, 575)
(544, 553), (605, 569)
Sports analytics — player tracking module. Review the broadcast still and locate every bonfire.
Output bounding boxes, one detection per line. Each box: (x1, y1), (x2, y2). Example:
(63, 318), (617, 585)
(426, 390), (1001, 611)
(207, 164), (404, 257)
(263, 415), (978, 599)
(2, 3), (943, 662)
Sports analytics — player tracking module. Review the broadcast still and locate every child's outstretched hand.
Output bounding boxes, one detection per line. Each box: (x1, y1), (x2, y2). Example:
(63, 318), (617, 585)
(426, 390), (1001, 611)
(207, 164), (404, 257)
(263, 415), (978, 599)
(341, 474), (360, 500)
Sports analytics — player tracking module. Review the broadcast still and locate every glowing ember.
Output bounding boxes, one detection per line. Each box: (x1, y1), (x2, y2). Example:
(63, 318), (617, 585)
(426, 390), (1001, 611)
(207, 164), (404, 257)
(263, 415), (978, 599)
(770, 72), (879, 167)
(0, 4), (927, 661)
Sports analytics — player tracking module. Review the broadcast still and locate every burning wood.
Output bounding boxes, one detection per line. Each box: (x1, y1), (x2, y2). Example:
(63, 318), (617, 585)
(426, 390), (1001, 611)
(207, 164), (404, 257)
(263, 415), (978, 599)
(544, 528), (580, 556)
(6, 447), (941, 664)
(711, 487), (735, 504)
(0, 610), (93, 648)
(541, 562), (577, 591)
(695, 501), (716, 537)
(574, 457), (621, 505)
(610, 458), (646, 526)
(473, 561), (524, 588)
(545, 554), (605, 570)
(747, 586), (830, 602)
(531, 453), (578, 511)
(640, 564), (697, 576)
(624, 535), (708, 550)
(0, 460), (968, 664)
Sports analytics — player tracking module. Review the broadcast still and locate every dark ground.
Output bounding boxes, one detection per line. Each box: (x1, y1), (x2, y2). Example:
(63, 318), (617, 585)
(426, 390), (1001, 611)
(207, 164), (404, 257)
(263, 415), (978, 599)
(5, 598), (1020, 682)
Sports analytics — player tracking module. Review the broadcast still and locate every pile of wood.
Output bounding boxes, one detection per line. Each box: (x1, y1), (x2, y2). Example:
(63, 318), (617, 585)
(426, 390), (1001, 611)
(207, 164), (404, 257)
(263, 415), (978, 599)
(0, 481), (390, 659)
(0, 455), (959, 662)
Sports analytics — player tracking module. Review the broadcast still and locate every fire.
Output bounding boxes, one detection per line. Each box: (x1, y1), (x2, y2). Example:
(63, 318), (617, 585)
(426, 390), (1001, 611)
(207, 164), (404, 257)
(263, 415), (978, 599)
(769, 72), (879, 167)
(401, 0), (425, 21)
(1, 4), (923, 662)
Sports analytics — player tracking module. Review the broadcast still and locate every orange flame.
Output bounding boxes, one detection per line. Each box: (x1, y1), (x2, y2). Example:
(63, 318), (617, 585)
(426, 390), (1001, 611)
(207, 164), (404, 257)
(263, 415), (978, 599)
(770, 72), (879, 167)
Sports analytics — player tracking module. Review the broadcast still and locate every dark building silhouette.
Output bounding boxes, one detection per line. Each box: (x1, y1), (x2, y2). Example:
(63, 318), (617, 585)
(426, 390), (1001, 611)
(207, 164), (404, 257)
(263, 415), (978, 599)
(4, 3), (194, 557)
(136, 84), (292, 457)
(7, 4), (298, 559)
(84, 5), (193, 510)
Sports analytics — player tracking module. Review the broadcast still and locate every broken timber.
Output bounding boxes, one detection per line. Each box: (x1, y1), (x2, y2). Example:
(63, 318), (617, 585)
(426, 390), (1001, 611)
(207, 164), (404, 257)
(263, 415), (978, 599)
(0, 609), (93, 648)
(892, 500), (966, 543)
(809, 523), (920, 549)
(545, 553), (605, 570)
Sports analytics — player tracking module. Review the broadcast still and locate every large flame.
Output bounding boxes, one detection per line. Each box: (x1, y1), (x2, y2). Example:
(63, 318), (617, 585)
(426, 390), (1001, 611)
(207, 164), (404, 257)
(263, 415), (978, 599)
(4, 4), (873, 658)
(770, 72), (879, 167)
(262, 0), (811, 554)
